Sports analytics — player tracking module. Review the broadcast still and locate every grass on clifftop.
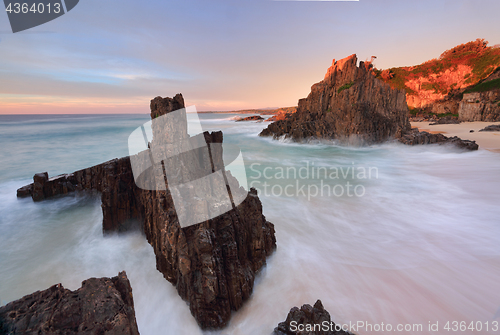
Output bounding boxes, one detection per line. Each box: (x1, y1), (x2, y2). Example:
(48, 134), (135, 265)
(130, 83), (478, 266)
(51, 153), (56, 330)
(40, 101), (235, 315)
(465, 78), (500, 93)
(374, 39), (500, 96)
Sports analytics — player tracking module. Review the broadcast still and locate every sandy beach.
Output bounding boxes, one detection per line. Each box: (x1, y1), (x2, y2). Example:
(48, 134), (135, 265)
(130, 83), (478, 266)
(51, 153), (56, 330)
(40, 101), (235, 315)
(411, 121), (500, 152)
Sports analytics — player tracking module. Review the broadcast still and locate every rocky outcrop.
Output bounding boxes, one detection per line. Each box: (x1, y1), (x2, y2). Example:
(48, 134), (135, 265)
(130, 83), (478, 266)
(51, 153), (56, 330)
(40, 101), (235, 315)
(235, 115), (264, 122)
(15, 157), (143, 232)
(458, 91), (500, 122)
(398, 128), (479, 150)
(0, 271), (140, 335)
(16, 94), (276, 330)
(266, 108), (297, 122)
(479, 124), (500, 132)
(273, 300), (352, 335)
(260, 54), (411, 144)
(429, 117), (460, 125)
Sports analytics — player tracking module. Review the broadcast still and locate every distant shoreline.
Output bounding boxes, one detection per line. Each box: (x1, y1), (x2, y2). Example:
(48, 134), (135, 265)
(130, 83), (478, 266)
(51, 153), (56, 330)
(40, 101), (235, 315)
(199, 106), (296, 115)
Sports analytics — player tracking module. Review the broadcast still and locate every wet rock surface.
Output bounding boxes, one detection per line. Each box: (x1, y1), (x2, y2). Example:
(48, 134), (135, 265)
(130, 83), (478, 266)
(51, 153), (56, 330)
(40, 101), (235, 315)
(398, 128), (479, 150)
(16, 94), (276, 330)
(0, 271), (140, 335)
(274, 300), (352, 335)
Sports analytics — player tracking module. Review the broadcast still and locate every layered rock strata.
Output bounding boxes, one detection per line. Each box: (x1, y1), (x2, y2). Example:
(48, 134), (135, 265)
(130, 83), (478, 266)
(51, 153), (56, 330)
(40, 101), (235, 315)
(16, 94), (276, 329)
(458, 91), (500, 122)
(0, 271), (140, 335)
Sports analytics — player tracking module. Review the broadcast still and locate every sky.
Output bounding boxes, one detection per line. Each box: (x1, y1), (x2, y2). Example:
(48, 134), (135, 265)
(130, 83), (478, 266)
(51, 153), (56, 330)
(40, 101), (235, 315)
(1, 0), (500, 114)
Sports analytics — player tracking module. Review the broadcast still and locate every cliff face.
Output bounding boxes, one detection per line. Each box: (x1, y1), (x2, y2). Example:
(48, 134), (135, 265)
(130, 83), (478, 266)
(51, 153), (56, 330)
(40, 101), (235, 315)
(16, 94), (276, 330)
(0, 272), (140, 335)
(376, 39), (500, 111)
(260, 54), (411, 143)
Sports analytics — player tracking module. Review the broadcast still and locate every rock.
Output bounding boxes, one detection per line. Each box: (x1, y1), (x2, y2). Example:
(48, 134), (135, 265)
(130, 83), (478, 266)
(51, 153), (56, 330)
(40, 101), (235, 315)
(32, 172), (48, 201)
(273, 300), (352, 335)
(429, 117), (460, 125)
(479, 124), (500, 132)
(265, 107), (297, 122)
(260, 54), (411, 144)
(458, 90), (500, 122)
(470, 129), (475, 133)
(15, 94), (277, 330)
(398, 128), (479, 150)
(235, 115), (264, 122)
(0, 271), (140, 335)
(16, 184), (33, 198)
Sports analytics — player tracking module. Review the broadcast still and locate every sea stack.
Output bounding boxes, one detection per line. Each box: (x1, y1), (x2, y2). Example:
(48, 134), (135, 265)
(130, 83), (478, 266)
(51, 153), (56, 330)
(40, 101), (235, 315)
(260, 54), (411, 143)
(15, 94), (277, 329)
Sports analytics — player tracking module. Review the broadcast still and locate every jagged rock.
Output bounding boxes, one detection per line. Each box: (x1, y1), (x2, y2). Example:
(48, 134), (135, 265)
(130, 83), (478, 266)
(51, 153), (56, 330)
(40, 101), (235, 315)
(235, 115), (264, 122)
(260, 54), (411, 144)
(398, 128), (478, 150)
(479, 124), (500, 132)
(273, 300), (352, 335)
(15, 94), (276, 330)
(142, 96), (276, 329)
(0, 271), (140, 335)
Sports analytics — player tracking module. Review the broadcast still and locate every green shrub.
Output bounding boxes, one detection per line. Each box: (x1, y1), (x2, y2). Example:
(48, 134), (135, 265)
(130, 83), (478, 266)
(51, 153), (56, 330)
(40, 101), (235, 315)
(466, 78), (500, 93)
(437, 113), (459, 118)
(338, 81), (355, 94)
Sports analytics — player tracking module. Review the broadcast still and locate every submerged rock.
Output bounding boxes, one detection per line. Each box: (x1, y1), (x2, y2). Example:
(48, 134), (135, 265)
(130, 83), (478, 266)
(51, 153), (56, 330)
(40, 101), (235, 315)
(274, 300), (352, 335)
(0, 271), (140, 335)
(235, 115), (264, 122)
(16, 94), (277, 330)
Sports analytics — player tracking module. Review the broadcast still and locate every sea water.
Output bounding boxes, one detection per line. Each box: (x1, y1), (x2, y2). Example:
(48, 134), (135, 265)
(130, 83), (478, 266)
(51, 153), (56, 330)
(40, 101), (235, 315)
(0, 114), (499, 335)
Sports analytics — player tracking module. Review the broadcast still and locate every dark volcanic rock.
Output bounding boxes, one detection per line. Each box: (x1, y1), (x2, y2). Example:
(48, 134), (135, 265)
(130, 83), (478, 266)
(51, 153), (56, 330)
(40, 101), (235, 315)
(235, 115), (264, 122)
(142, 96), (276, 329)
(260, 54), (411, 144)
(274, 300), (352, 335)
(479, 124), (500, 132)
(0, 271), (140, 335)
(16, 94), (276, 330)
(398, 128), (479, 150)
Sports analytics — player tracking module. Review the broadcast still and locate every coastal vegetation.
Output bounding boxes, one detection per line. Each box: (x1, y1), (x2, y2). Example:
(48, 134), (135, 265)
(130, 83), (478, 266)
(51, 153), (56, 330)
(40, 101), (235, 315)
(374, 39), (500, 97)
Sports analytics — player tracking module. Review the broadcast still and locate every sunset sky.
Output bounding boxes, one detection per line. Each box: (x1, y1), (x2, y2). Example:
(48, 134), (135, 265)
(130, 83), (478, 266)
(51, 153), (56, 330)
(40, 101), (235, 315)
(1, 0), (500, 114)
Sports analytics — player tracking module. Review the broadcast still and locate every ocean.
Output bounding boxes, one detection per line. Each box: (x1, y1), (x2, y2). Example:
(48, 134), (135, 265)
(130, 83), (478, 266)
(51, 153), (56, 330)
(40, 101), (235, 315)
(1, 113), (499, 334)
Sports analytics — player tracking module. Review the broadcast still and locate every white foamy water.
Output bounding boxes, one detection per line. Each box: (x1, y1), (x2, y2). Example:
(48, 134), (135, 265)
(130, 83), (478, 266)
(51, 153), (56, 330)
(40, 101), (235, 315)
(1, 114), (499, 334)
